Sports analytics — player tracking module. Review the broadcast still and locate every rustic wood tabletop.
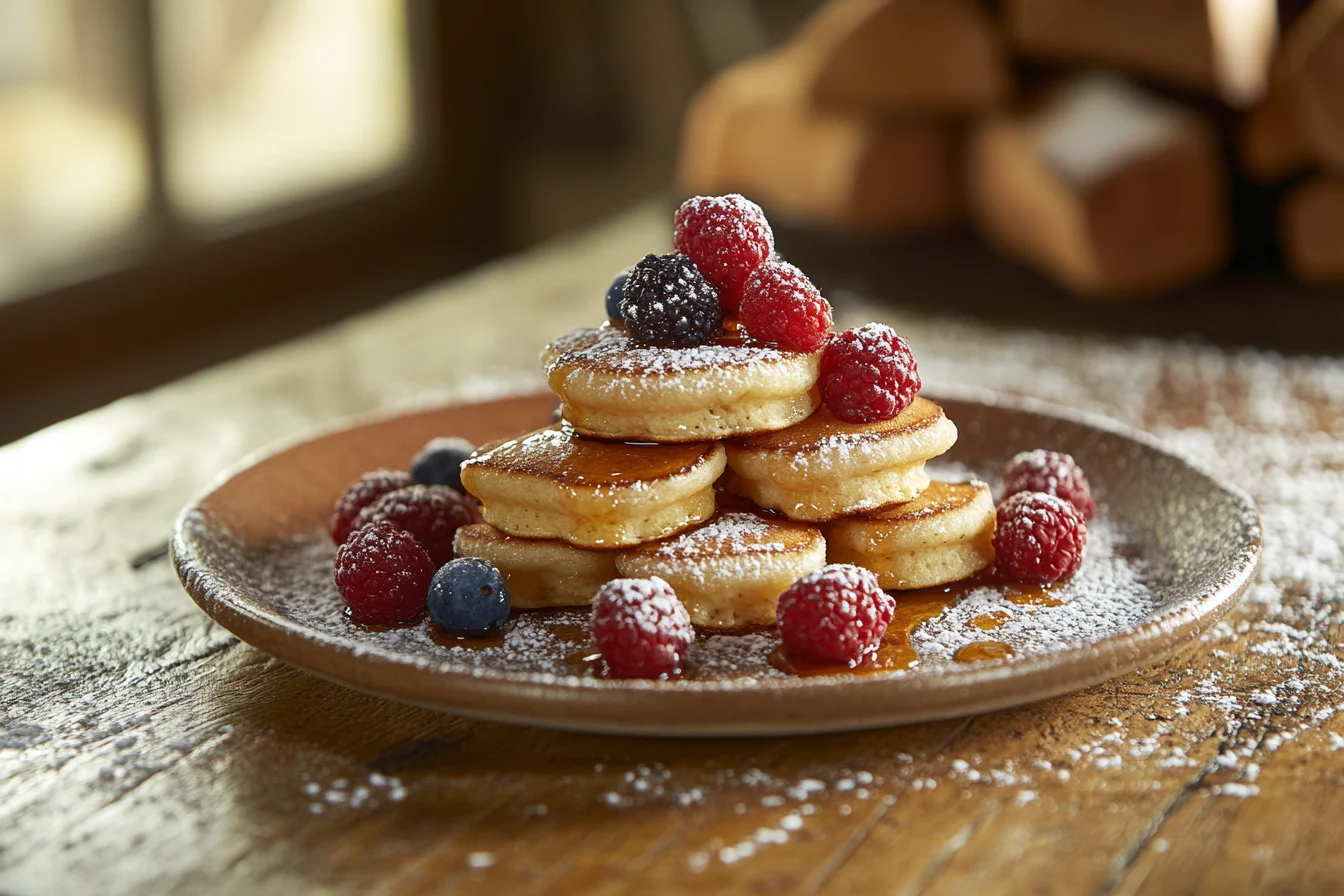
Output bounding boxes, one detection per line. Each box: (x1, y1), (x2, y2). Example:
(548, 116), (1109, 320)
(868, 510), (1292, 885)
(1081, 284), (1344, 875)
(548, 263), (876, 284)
(3, 203), (1341, 895)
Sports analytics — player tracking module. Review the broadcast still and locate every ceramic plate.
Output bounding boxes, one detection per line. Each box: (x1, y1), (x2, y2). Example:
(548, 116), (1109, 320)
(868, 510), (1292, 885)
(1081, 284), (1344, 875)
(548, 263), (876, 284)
(172, 390), (1260, 736)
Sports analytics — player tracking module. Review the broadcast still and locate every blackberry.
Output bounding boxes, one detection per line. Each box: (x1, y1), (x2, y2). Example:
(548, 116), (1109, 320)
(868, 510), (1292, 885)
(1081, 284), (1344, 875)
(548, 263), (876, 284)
(620, 253), (723, 347)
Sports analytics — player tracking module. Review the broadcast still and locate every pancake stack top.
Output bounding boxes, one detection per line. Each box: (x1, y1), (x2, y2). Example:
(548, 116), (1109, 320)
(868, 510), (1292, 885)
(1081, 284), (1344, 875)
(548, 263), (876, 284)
(458, 194), (996, 629)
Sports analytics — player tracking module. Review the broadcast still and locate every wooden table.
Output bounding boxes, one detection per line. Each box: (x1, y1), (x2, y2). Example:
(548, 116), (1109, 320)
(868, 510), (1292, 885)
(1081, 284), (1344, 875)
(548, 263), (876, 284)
(4, 203), (1342, 895)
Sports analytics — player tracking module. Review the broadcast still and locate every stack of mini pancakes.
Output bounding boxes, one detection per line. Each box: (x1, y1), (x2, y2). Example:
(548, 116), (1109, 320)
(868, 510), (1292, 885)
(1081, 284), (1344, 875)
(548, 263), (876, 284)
(456, 322), (996, 629)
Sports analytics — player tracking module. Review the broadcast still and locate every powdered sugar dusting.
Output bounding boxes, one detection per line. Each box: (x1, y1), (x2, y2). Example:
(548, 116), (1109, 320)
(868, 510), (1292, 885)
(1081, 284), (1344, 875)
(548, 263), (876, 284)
(546, 325), (789, 378)
(913, 518), (1157, 660)
(647, 513), (791, 561)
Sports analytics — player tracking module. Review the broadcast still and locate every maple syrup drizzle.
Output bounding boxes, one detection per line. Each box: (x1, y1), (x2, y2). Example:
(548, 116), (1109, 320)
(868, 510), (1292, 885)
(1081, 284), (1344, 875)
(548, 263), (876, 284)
(547, 621), (590, 645)
(342, 576), (1053, 676)
(767, 584), (969, 677)
(970, 611), (1011, 631)
(1002, 583), (1063, 606)
(954, 641), (1016, 663)
(766, 576), (1060, 677)
(564, 648), (603, 671)
(428, 626), (505, 650)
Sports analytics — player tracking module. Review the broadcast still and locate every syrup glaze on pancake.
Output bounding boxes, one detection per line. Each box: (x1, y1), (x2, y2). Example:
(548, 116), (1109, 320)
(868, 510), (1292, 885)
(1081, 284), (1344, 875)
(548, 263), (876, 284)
(462, 425), (720, 489)
(732, 397), (946, 457)
(857, 480), (989, 523)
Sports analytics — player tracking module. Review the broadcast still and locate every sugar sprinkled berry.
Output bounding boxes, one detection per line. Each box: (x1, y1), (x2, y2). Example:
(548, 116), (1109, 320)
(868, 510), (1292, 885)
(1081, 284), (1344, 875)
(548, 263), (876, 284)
(590, 577), (694, 679)
(1002, 450), (1096, 521)
(331, 469), (415, 545)
(739, 261), (833, 352)
(819, 324), (922, 423)
(994, 491), (1088, 584)
(353, 484), (477, 566)
(673, 194), (774, 313)
(777, 564), (895, 666)
(334, 521), (436, 625)
(620, 253), (723, 347)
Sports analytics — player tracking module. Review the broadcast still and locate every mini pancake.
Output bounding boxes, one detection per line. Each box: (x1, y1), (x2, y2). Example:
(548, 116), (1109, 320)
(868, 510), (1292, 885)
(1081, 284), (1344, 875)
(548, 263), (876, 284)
(459, 425), (725, 549)
(826, 480), (996, 589)
(542, 325), (821, 443)
(453, 524), (616, 609)
(616, 512), (826, 628)
(724, 397), (958, 522)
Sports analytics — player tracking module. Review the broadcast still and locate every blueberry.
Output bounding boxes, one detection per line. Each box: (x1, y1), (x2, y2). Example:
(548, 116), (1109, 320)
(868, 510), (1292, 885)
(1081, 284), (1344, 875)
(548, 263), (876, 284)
(410, 437), (474, 491)
(550, 403), (564, 424)
(428, 558), (510, 636)
(604, 270), (630, 321)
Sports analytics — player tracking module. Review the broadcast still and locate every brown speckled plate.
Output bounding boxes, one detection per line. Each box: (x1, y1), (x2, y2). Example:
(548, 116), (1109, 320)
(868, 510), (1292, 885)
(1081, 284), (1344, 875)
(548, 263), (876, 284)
(171, 389), (1260, 737)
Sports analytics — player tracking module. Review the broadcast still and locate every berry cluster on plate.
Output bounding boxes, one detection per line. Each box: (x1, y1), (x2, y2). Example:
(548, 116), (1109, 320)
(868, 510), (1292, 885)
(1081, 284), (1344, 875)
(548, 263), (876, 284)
(328, 194), (1096, 680)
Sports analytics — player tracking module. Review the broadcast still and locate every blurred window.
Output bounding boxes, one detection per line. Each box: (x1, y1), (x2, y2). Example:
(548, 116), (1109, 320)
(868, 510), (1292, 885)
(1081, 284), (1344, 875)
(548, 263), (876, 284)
(0, 0), (415, 304)
(155, 0), (412, 222)
(0, 0), (149, 301)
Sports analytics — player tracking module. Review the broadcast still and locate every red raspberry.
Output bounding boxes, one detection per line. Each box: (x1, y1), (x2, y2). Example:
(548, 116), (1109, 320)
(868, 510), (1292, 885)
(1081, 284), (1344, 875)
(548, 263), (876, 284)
(331, 469), (415, 544)
(590, 577), (694, 679)
(739, 261), (834, 352)
(1002, 450), (1096, 522)
(993, 492), (1088, 584)
(352, 484), (477, 566)
(673, 194), (774, 313)
(777, 564), (895, 666)
(819, 324), (922, 424)
(335, 521), (436, 624)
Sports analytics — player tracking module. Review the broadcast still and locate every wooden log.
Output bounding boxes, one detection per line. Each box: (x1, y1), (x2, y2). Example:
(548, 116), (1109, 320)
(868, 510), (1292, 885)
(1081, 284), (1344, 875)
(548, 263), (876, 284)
(968, 73), (1230, 298)
(679, 56), (962, 234)
(791, 0), (1011, 113)
(1238, 64), (1311, 182)
(1007, 0), (1277, 105)
(1280, 0), (1344, 170)
(1281, 175), (1344, 283)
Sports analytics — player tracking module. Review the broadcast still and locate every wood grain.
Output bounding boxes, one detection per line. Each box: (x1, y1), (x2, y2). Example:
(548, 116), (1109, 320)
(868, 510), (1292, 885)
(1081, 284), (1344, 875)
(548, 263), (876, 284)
(2, 202), (1341, 895)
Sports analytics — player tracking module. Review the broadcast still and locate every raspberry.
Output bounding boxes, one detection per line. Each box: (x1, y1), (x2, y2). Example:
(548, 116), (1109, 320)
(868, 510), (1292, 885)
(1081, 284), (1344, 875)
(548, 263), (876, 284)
(1002, 449), (1096, 521)
(673, 194), (774, 312)
(352, 484), (477, 566)
(620, 253), (722, 347)
(777, 564), (895, 666)
(993, 492), (1088, 584)
(819, 324), (922, 424)
(739, 261), (834, 352)
(590, 577), (694, 679)
(335, 521), (436, 625)
(331, 469), (415, 545)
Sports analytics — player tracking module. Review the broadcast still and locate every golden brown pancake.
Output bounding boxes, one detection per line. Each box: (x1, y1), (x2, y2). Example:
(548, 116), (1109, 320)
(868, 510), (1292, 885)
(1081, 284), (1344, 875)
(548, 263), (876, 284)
(543, 325), (821, 442)
(616, 512), (826, 628)
(459, 425), (726, 549)
(724, 398), (958, 521)
(453, 524), (617, 608)
(826, 480), (996, 589)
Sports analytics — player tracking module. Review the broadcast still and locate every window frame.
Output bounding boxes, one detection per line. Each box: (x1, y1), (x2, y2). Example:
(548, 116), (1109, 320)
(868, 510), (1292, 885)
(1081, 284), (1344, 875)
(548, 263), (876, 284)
(0, 0), (504, 441)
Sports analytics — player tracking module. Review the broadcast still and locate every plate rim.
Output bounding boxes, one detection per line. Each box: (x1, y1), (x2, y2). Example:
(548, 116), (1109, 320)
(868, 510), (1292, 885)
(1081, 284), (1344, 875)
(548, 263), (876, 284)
(171, 387), (1261, 736)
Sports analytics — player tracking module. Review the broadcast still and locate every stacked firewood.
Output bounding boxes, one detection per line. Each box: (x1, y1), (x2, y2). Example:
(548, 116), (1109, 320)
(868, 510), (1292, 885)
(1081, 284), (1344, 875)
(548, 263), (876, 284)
(679, 0), (1343, 298)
